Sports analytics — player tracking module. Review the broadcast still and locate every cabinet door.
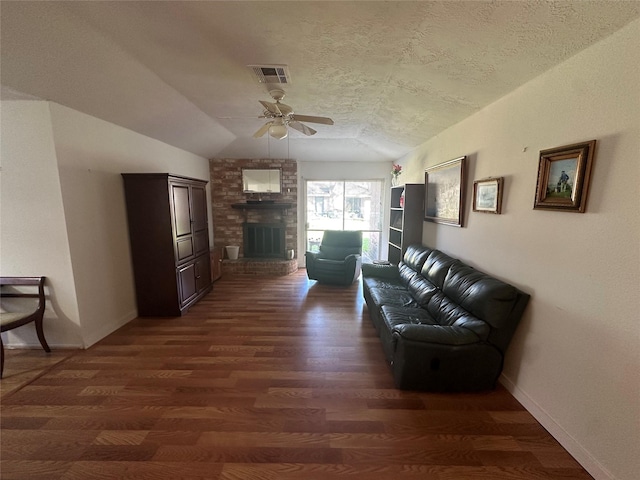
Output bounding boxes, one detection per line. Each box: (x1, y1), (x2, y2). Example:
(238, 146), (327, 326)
(192, 185), (209, 256)
(171, 182), (193, 237)
(211, 248), (222, 282)
(177, 255), (211, 309)
(170, 181), (195, 264)
(190, 184), (208, 234)
(194, 253), (212, 293)
(177, 262), (198, 306)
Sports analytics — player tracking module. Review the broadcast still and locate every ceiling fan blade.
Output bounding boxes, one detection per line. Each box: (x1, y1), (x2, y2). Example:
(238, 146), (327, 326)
(259, 100), (282, 116)
(253, 122), (271, 138)
(288, 121), (317, 136)
(292, 114), (334, 125)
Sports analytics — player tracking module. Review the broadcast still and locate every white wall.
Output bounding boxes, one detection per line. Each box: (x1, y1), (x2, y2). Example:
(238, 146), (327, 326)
(397, 19), (639, 480)
(1, 101), (211, 348)
(1, 101), (83, 347)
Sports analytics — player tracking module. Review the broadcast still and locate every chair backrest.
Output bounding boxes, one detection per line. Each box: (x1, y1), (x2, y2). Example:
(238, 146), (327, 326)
(319, 230), (363, 260)
(0, 276), (47, 328)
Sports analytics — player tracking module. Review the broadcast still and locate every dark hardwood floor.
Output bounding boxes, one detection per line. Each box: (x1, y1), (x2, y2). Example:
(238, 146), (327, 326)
(1, 270), (592, 479)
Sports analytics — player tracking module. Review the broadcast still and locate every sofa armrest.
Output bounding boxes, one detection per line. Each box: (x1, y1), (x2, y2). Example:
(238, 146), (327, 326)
(394, 324), (480, 346)
(362, 263), (400, 279)
(305, 250), (319, 260)
(306, 251), (360, 262)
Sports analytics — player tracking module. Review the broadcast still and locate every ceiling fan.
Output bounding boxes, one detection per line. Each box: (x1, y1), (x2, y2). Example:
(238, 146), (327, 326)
(253, 89), (334, 140)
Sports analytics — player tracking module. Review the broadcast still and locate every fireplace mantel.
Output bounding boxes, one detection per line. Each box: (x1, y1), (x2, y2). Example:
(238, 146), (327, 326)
(231, 202), (293, 211)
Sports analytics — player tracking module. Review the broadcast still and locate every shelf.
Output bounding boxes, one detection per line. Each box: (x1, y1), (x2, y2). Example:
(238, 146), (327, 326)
(232, 202), (293, 210)
(387, 183), (424, 265)
(389, 229), (402, 246)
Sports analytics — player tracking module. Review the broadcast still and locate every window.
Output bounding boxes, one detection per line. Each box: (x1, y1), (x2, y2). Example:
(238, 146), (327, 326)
(305, 180), (383, 263)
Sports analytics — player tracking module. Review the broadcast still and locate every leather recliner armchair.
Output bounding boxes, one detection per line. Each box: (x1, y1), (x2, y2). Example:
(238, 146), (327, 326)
(305, 230), (363, 285)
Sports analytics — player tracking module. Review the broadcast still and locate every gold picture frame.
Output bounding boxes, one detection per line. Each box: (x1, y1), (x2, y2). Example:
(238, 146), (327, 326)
(533, 140), (596, 213)
(473, 177), (504, 214)
(424, 156), (467, 227)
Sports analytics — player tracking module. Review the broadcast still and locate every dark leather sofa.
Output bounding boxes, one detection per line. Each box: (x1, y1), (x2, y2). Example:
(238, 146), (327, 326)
(362, 244), (530, 391)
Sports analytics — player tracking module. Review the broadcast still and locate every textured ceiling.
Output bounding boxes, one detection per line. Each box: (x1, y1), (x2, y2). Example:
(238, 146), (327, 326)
(2, 1), (639, 162)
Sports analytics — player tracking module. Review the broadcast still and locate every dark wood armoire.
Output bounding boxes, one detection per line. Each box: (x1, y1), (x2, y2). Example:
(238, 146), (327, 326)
(122, 173), (212, 316)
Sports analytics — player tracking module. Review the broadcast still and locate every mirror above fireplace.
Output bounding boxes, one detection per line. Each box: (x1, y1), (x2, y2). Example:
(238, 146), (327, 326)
(242, 169), (282, 194)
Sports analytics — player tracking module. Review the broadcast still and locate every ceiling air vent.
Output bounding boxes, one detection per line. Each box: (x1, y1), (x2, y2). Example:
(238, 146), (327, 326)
(248, 65), (291, 84)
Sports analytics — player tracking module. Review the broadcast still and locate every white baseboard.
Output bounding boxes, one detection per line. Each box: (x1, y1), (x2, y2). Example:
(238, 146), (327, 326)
(82, 309), (137, 348)
(2, 310), (137, 350)
(500, 374), (613, 480)
(4, 343), (83, 350)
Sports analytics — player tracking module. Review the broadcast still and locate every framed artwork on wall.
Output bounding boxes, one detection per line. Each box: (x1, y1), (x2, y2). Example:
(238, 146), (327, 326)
(473, 177), (504, 214)
(533, 140), (596, 213)
(424, 156), (467, 227)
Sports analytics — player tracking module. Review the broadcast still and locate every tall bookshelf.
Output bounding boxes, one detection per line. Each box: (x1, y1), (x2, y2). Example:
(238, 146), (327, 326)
(388, 183), (425, 264)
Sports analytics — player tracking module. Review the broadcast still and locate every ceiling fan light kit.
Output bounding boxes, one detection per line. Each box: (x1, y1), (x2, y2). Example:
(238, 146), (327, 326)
(253, 88), (333, 140)
(268, 118), (288, 140)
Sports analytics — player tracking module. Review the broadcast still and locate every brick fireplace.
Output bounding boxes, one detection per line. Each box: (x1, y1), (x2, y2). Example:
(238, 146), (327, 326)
(209, 158), (298, 276)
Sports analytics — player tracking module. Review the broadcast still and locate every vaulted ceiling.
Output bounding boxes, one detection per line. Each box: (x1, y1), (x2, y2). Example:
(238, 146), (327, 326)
(2, 1), (639, 162)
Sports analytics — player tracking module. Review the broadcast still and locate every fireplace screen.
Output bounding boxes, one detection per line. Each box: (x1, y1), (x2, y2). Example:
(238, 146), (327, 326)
(243, 223), (286, 258)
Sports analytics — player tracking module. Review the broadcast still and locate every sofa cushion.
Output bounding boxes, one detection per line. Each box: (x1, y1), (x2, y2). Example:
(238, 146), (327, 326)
(380, 305), (437, 331)
(368, 288), (419, 309)
(398, 262), (420, 288)
(443, 261), (520, 329)
(406, 275), (439, 307)
(398, 245), (432, 287)
(420, 250), (458, 290)
(423, 291), (491, 340)
(393, 323), (481, 346)
(363, 277), (405, 292)
(402, 244), (432, 271)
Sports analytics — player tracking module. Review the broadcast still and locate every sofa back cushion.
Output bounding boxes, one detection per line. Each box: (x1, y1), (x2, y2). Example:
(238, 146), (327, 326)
(398, 245), (432, 287)
(415, 250), (527, 349)
(402, 244), (432, 271)
(423, 291), (490, 340)
(420, 250), (457, 289)
(407, 275), (439, 307)
(442, 261), (521, 330)
(318, 230), (362, 260)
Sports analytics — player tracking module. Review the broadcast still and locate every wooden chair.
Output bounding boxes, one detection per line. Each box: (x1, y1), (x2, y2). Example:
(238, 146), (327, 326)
(0, 276), (50, 378)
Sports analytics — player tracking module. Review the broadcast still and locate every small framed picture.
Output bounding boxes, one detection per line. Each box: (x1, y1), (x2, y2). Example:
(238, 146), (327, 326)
(533, 140), (596, 213)
(473, 177), (504, 214)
